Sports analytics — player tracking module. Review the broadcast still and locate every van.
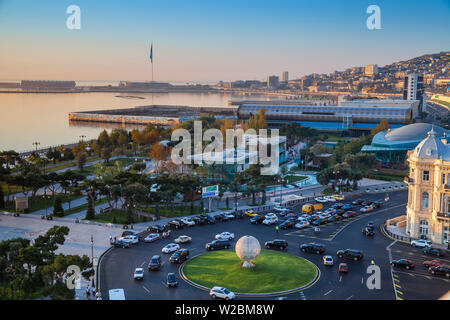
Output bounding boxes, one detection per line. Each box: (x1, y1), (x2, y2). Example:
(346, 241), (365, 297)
(302, 203), (323, 214)
(109, 288), (125, 300)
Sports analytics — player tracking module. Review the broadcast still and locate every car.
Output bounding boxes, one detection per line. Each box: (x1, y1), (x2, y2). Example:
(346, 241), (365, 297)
(360, 206), (374, 213)
(232, 211), (245, 219)
(391, 259), (415, 270)
(362, 227), (375, 236)
(112, 240), (130, 248)
(372, 201), (383, 209)
(210, 286), (235, 300)
(121, 230), (138, 237)
(331, 194), (344, 201)
(324, 196), (337, 202)
(119, 235), (139, 244)
(423, 247), (446, 257)
(315, 197), (329, 203)
(265, 239), (288, 250)
(335, 209), (346, 215)
(423, 259), (442, 269)
(352, 199), (364, 205)
(265, 212), (278, 219)
(342, 211), (356, 218)
(214, 214), (225, 222)
(144, 233), (161, 243)
(133, 268), (144, 280)
(174, 235), (192, 244)
(273, 206), (289, 213)
(166, 273), (178, 287)
(319, 213), (331, 219)
(326, 215), (341, 223)
(300, 243), (326, 254)
(295, 221), (310, 229)
(201, 215), (216, 224)
(361, 200), (373, 206)
(367, 221), (375, 229)
(191, 216), (206, 225)
(250, 215), (266, 224)
(429, 265), (450, 277)
(279, 220), (295, 229)
(169, 249), (190, 264)
(162, 243), (180, 254)
(338, 263), (349, 273)
(411, 239), (432, 248)
(323, 255), (334, 266)
(215, 232), (235, 241)
(333, 203), (344, 209)
(148, 224), (167, 233)
(337, 249), (364, 261)
(148, 255), (162, 270)
(223, 212), (236, 220)
(342, 204), (354, 210)
(168, 219), (184, 229)
(245, 210), (257, 217)
(206, 239), (231, 251)
(311, 218), (327, 226)
(181, 217), (196, 226)
(263, 216), (278, 225)
(324, 208), (336, 215)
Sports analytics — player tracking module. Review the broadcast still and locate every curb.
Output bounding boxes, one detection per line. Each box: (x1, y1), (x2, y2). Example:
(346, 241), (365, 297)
(178, 251), (321, 297)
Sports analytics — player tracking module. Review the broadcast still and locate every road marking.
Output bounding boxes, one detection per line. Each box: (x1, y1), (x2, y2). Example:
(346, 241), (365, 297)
(395, 284), (402, 289)
(161, 281), (168, 288)
(394, 278), (400, 283)
(324, 290), (333, 296)
(396, 289), (404, 295)
(140, 261), (146, 267)
(386, 240), (399, 300)
(361, 277), (364, 284)
(345, 295), (353, 300)
(339, 276), (342, 282)
(142, 285), (150, 293)
(397, 296), (404, 300)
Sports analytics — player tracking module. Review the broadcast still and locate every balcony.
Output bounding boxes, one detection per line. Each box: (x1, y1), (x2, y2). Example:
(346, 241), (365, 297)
(404, 177), (414, 184)
(437, 212), (450, 221)
(444, 185), (450, 191)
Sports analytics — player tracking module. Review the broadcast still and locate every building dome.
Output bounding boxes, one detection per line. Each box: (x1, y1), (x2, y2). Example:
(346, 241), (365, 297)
(385, 123), (447, 142)
(235, 235), (261, 263)
(412, 126), (448, 160)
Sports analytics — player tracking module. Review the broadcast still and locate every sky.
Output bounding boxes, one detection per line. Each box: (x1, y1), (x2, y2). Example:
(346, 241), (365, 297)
(0, 0), (449, 83)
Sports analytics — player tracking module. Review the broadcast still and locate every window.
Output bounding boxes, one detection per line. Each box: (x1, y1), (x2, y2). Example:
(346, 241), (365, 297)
(442, 173), (446, 185)
(422, 192), (429, 210)
(419, 220), (429, 239)
(423, 171), (429, 181)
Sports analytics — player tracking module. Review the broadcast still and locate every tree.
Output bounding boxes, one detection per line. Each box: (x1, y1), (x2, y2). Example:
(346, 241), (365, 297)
(101, 147), (112, 163)
(97, 130), (111, 149)
(52, 196), (64, 217)
(371, 119), (390, 136)
(77, 152), (87, 170)
(150, 143), (169, 173)
(85, 196), (95, 220)
(0, 187), (4, 209)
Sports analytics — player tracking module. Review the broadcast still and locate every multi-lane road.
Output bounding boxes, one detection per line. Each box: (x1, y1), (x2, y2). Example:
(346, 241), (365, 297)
(99, 190), (449, 300)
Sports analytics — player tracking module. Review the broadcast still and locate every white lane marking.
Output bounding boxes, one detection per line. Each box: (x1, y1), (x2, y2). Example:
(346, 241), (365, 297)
(141, 261), (146, 267)
(339, 276), (342, 282)
(361, 277), (364, 284)
(386, 240), (398, 300)
(161, 281), (168, 288)
(142, 285), (150, 293)
(324, 290), (333, 296)
(345, 295), (353, 300)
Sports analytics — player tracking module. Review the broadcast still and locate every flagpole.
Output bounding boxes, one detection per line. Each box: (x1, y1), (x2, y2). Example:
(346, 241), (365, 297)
(152, 42), (154, 83)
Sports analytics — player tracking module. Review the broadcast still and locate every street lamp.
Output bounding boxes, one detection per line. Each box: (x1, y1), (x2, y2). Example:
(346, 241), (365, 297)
(79, 135), (86, 142)
(385, 193), (390, 220)
(32, 141), (40, 153)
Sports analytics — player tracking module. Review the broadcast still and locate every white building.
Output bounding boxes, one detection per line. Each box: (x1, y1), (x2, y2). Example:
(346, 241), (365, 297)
(403, 73), (426, 113)
(364, 64), (378, 76)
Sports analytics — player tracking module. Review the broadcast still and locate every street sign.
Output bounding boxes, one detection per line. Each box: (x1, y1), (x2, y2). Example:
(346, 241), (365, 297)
(202, 185), (219, 198)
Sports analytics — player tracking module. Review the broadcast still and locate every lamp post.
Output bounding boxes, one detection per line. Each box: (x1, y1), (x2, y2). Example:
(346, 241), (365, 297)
(90, 234), (94, 264)
(43, 194), (51, 218)
(32, 141), (40, 153)
(385, 193), (390, 221)
(79, 135), (86, 143)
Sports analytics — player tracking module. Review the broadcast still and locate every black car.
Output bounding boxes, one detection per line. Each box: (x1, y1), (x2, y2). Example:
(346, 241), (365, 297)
(250, 215), (266, 224)
(121, 230), (138, 237)
(429, 266), (450, 277)
(148, 255), (162, 270)
(168, 219), (184, 229)
(191, 216), (205, 225)
(362, 226), (375, 236)
(333, 203), (344, 209)
(148, 224), (167, 233)
(361, 200), (373, 206)
(169, 249), (190, 264)
(352, 199), (364, 205)
(372, 201), (382, 209)
(112, 240), (130, 248)
(423, 247), (446, 257)
(201, 214), (216, 224)
(232, 211), (245, 219)
(337, 249), (364, 261)
(300, 243), (326, 254)
(335, 209), (346, 216)
(391, 259), (415, 269)
(265, 239), (288, 250)
(311, 218), (327, 226)
(206, 240), (231, 251)
(166, 273), (178, 287)
(279, 220), (295, 229)
(214, 214), (226, 222)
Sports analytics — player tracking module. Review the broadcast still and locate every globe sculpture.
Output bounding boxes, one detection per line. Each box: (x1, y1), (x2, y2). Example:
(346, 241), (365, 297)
(235, 235), (261, 268)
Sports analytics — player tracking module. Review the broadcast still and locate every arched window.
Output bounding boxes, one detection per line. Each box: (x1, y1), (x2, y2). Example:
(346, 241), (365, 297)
(422, 192), (429, 210)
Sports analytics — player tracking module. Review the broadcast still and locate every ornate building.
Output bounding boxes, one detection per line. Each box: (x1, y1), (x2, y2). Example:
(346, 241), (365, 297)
(405, 127), (450, 244)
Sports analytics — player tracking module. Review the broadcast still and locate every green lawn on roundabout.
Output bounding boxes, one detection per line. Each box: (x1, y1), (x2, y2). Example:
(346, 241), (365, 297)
(182, 250), (317, 294)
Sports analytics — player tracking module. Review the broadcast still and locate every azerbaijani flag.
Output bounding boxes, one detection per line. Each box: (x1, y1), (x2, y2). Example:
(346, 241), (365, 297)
(149, 43), (153, 63)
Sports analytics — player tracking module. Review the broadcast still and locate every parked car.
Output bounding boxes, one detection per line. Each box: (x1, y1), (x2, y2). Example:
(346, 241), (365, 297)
(250, 215), (266, 224)
(279, 220), (295, 229)
(324, 196), (336, 202)
(372, 201), (383, 209)
(148, 255), (161, 271)
(112, 240), (130, 248)
(300, 243), (326, 254)
(191, 216), (206, 225)
(429, 266), (450, 277)
(122, 230), (138, 237)
(342, 204), (354, 210)
(273, 206), (289, 213)
(295, 221), (310, 229)
(144, 233), (161, 243)
(423, 247), (446, 257)
(342, 211), (357, 218)
(360, 206), (374, 213)
(244, 210), (257, 217)
(133, 268), (144, 280)
(170, 249), (190, 264)
(263, 216), (278, 225)
(391, 259), (415, 270)
(327, 215), (341, 223)
(202, 214), (216, 224)
(214, 214), (225, 222)
(323, 255), (334, 266)
(215, 232), (235, 241)
(162, 243), (180, 254)
(174, 235), (192, 244)
(362, 227), (375, 236)
(265, 239), (288, 250)
(119, 235), (139, 244)
(311, 218), (327, 226)
(168, 220), (184, 230)
(218, 213), (231, 221)
(210, 286), (235, 300)
(232, 211), (245, 219)
(265, 212), (278, 219)
(148, 225), (167, 233)
(352, 199), (364, 205)
(361, 200), (373, 206)
(423, 259), (442, 269)
(411, 239), (432, 248)
(335, 209), (346, 215)
(315, 197), (329, 203)
(223, 212), (236, 220)
(336, 249), (364, 261)
(166, 273), (178, 287)
(331, 194), (344, 201)
(338, 263), (349, 273)
(206, 240), (230, 251)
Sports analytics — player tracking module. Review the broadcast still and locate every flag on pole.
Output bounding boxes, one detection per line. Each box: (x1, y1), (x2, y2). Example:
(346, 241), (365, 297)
(149, 43), (153, 63)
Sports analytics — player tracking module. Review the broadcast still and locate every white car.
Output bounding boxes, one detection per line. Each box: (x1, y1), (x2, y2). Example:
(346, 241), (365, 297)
(119, 235), (139, 244)
(133, 268), (144, 280)
(295, 221), (310, 229)
(273, 206), (289, 213)
(210, 286), (235, 300)
(162, 243), (180, 253)
(144, 233), (160, 243)
(181, 218), (196, 226)
(223, 212), (236, 219)
(265, 212), (278, 219)
(315, 197), (328, 203)
(411, 239), (432, 248)
(323, 256), (334, 266)
(324, 196), (336, 202)
(215, 232), (235, 241)
(360, 206), (374, 213)
(324, 208), (336, 215)
(263, 216), (278, 225)
(174, 235), (192, 244)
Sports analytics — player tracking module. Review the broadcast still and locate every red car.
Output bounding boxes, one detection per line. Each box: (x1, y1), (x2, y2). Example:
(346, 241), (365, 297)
(338, 263), (349, 273)
(342, 211), (356, 218)
(423, 259), (442, 269)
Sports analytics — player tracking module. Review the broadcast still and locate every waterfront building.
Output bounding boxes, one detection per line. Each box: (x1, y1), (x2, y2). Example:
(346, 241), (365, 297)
(267, 76), (279, 89)
(404, 127), (450, 245)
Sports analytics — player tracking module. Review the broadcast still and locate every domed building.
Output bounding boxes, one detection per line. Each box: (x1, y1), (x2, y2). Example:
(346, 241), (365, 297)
(361, 123), (449, 165)
(405, 127), (450, 245)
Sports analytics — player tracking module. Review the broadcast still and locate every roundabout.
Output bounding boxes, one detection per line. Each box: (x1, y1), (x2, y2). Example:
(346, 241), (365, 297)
(181, 250), (318, 295)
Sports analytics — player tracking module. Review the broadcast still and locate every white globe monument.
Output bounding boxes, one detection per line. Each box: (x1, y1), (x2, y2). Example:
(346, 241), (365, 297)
(235, 235), (261, 268)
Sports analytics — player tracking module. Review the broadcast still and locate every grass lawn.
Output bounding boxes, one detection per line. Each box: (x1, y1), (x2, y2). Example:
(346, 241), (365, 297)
(76, 157), (142, 176)
(4, 194), (83, 213)
(89, 209), (131, 224)
(183, 250), (317, 293)
(63, 197), (108, 216)
(285, 175), (307, 184)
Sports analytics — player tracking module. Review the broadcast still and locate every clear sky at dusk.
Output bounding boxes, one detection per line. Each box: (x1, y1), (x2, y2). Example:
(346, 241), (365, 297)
(0, 0), (449, 82)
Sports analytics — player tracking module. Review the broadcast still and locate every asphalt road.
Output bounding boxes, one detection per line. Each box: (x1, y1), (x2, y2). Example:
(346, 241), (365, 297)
(99, 190), (449, 300)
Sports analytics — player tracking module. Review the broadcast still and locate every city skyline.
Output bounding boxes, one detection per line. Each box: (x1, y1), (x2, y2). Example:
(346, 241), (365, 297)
(0, 0), (449, 83)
